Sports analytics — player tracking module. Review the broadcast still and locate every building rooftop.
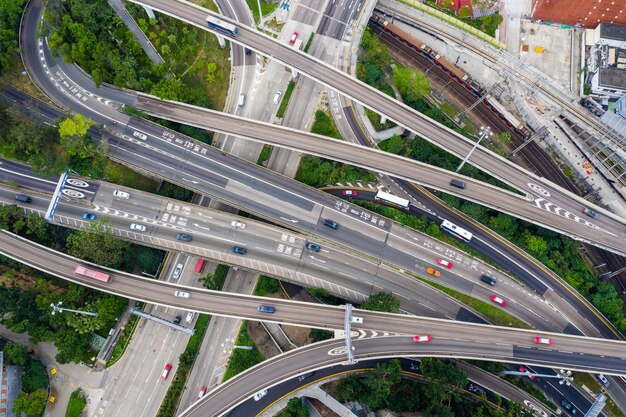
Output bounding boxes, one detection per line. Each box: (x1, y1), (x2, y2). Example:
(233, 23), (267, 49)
(600, 23), (626, 43)
(598, 68), (626, 90)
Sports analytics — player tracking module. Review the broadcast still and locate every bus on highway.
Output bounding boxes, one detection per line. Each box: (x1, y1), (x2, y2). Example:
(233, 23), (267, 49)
(440, 219), (473, 242)
(206, 15), (239, 37)
(374, 190), (410, 211)
(195, 258), (206, 273)
(74, 265), (111, 283)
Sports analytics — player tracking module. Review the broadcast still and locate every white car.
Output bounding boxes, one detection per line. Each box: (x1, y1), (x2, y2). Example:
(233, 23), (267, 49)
(113, 190), (130, 199)
(174, 290), (190, 298)
(133, 131), (148, 140)
(273, 91), (282, 104)
(172, 263), (184, 279)
(231, 220), (246, 229)
(130, 223), (146, 231)
(253, 389), (268, 401)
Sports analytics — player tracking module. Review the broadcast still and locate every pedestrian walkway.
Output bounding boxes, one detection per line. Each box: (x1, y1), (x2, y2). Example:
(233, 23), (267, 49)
(107, 0), (165, 65)
(260, 385), (357, 417)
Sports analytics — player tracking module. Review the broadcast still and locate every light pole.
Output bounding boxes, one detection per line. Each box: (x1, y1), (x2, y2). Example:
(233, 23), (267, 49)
(50, 302), (99, 317)
(455, 126), (492, 173)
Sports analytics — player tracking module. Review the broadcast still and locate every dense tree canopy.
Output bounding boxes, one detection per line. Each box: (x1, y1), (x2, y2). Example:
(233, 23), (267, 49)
(361, 291), (401, 313)
(0, 0), (27, 74)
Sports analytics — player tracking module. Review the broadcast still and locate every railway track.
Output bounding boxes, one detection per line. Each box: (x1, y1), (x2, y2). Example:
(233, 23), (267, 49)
(369, 19), (626, 285)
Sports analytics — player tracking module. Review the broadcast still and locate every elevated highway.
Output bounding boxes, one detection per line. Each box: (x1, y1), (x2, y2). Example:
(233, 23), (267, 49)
(137, 93), (626, 257)
(128, 0), (626, 258)
(1, 230), (626, 377)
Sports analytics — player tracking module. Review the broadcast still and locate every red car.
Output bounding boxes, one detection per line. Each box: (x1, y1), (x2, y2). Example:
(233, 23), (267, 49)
(289, 31), (299, 44)
(519, 366), (535, 380)
(437, 258), (452, 268)
(198, 386), (207, 399)
(413, 335), (432, 343)
(533, 337), (552, 345)
(161, 364), (172, 380)
(490, 295), (507, 306)
(342, 190), (357, 196)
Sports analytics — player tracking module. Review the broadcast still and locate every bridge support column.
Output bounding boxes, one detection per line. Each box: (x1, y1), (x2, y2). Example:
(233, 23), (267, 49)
(217, 35), (226, 49)
(142, 6), (156, 20)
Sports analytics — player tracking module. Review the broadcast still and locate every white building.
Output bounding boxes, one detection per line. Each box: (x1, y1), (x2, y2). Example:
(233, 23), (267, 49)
(586, 23), (626, 98)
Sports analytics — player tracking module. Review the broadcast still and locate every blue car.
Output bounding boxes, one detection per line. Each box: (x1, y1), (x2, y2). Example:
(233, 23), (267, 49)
(258, 305), (275, 313)
(82, 212), (96, 220)
(304, 242), (320, 252)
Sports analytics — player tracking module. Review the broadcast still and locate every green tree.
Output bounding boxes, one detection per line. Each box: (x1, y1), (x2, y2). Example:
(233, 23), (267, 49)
(522, 231), (548, 259)
(281, 398), (308, 417)
(392, 67), (430, 102)
(3, 342), (29, 366)
(0, 0), (27, 74)
(380, 135), (405, 155)
(58, 114), (98, 160)
(13, 389), (47, 416)
(361, 292), (400, 313)
(592, 282), (624, 320)
(198, 272), (219, 290)
(362, 359), (402, 409)
(21, 360), (48, 392)
(66, 218), (131, 269)
(59, 114), (94, 138)
(310, 328), (334, 342)
(458, 5), (471, 17)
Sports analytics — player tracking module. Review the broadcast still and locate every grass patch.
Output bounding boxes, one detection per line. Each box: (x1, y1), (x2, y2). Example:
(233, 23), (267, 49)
(257, 145), (272, 166)
(246, 0), (277, 26)
(440, 101), (458, 118)
(304, 33), (315, 53)
(572, 373), (625, 417)
(157, 314), (210, 417)
(106, 314), (139, 367)
(365, 108), (397, 131)
(311, 109), (341, 139)
(276, 80), (296, 118)
(102, 161), (159, 192)
(65, 389), (86, 417)
(223, 321), (265, 381)
(503, 375), (557, 411)
(419, 276), (531, 329)
(254, 275), (279, 296)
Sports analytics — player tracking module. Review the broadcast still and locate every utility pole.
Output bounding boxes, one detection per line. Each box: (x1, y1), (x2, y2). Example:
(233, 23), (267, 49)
(50, 302), (99, 317)
(456, 126), (491, 173)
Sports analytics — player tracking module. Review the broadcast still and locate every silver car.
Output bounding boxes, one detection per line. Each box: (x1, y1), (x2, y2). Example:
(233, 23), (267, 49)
(172, 263), (183, 279)
(231, 220), (246, 229)
(130, 223), (146, 231)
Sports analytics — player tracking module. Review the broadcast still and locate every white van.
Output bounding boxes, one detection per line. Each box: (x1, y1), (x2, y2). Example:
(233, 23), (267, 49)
(238, 94), (245, 107)
(272, 91), (282, 104)
(186, 311), (195, 323)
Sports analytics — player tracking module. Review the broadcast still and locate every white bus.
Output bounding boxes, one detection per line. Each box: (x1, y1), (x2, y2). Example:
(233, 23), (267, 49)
(206, 15), (239, 37)
(440, 219), (473, 242)
(374, 190), (410, 211)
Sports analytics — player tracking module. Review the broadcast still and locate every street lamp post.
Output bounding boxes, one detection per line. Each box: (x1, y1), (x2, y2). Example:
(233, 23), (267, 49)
(455, 126), (492, 173)
(50, 302), (99, 317)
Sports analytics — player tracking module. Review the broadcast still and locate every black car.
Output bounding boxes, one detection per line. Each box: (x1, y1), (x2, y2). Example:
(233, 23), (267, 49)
(232, 246), (247, 255)
(173, 316), (182, 325)
(323, 219), (338, 229)
(560, 400), (578, 415)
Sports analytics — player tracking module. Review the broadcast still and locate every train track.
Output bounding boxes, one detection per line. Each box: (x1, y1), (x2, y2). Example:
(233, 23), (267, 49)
(371, 21), (580, 194)
(369, 19), (626, 285)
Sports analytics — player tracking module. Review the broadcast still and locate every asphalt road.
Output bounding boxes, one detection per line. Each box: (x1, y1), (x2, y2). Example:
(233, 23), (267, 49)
(1, 230), (626, 374)
(127, 0), (626, 257)
(15, 9), (622, 340)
